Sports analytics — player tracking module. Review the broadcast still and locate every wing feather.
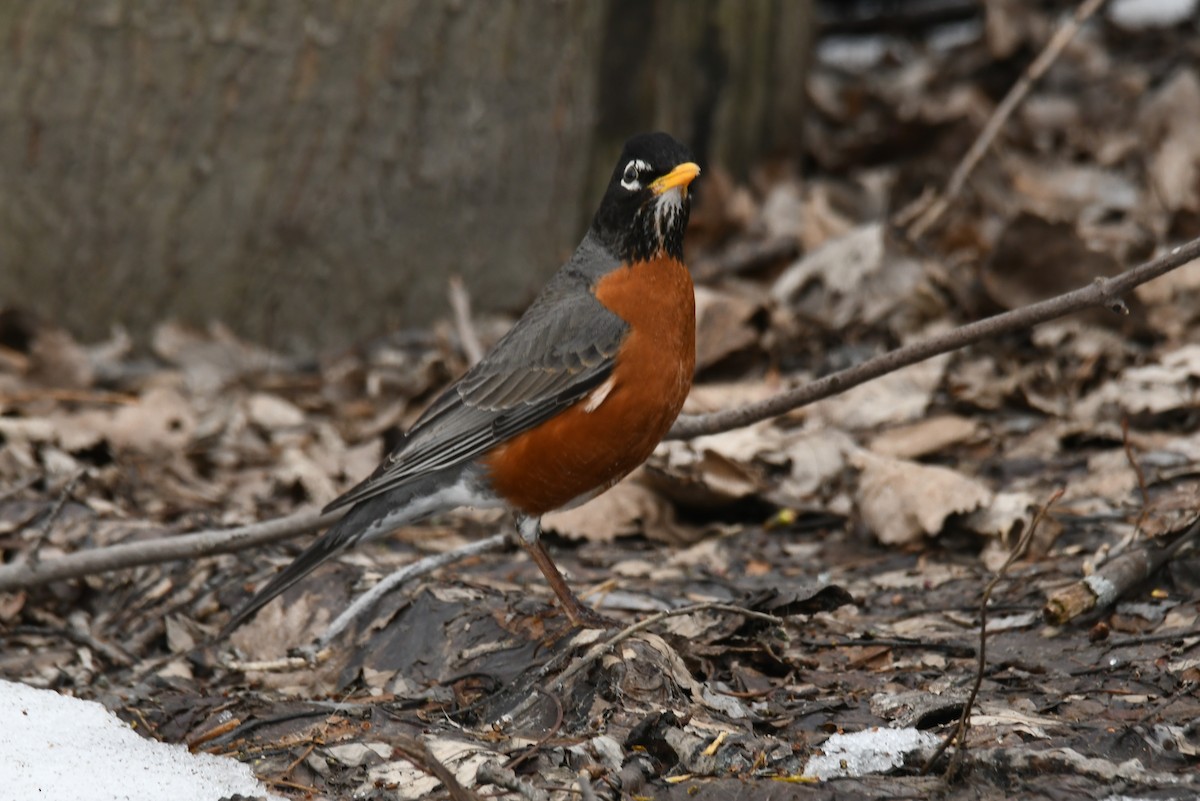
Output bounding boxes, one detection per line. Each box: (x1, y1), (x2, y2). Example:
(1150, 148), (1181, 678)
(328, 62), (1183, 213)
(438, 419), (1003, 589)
(324, 261), (628, 514)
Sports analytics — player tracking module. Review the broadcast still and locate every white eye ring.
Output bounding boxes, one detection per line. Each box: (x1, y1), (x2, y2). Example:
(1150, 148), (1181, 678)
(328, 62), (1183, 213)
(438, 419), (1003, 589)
(620, 159), (651, 191)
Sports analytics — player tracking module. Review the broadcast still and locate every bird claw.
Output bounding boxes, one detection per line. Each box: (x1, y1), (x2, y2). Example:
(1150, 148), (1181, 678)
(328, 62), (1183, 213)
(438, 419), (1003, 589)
(564, 602), (620, 630)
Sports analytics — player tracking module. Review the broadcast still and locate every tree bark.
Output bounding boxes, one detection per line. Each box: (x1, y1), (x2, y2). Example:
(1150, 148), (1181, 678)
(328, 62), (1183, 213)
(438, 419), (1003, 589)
(0, 1), (812, 351)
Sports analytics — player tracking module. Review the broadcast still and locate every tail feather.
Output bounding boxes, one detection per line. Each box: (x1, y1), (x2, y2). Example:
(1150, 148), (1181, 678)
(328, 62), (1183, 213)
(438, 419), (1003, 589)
(219, 515), (361, 638)
(220, 467), (487, 638)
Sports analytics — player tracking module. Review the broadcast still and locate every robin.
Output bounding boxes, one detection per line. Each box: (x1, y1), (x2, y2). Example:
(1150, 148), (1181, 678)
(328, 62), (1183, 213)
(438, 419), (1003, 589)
(223, 132), (699, 633)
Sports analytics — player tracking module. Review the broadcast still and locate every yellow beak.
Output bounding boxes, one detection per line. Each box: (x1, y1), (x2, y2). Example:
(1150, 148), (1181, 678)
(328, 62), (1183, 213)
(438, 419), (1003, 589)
(649, 162), (701, 197)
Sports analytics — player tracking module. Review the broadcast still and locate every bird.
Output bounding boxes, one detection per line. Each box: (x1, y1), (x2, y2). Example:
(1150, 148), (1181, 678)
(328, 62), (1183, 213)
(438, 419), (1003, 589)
(222, 132), (699, 634)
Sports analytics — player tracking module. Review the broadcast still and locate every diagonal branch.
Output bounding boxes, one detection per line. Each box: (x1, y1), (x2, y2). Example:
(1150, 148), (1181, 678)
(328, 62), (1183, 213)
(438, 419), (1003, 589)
(669, 239), (1200, 440)
(904, 0), (1108, 238)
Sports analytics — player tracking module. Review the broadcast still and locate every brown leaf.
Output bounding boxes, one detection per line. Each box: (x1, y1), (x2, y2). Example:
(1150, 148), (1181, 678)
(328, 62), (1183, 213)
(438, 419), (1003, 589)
(868, 415), (979, 460)
(814, 351), (949, 430)
(982, 214), (1125, 311)
(693, 286), (764, 372)
(853, 450), (992, 545)
(1141, 69), (1200, 214)
(1139, 481), (1200, 539)
(543, 470), (688, 545)
(770, 223), (930, 332)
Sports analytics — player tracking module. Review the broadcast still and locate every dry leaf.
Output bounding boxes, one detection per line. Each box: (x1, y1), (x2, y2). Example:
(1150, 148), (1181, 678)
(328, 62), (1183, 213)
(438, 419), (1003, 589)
(869, 415), (979, 459)
(770, 223), (928, 331)
(1139, 480), (1200, 539)
(153, 320), (283, 395)
(982, 214), (1125, 312)
(853, 450), (993, 545)
(246, 393), (305, 431)
(1141, 69), (1200, 214)
(544, 471), (688, 544)
(693, 286), (764, 371)
(815, 352), (949, 430)
(773, 427), (853, 504)
(1007, 161), (1139, 223)
(1081, 344), (1200, 418)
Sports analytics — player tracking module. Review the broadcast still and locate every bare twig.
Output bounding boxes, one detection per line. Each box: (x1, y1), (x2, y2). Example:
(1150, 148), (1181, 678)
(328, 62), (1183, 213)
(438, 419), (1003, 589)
(0, 509), (342, 592)
(503, 688), (565, 772)
(0, 388), (139, 405)
(1044, 517), (1200, 625)
(315, 533), (509, 647)
(449, 276), (485, 367)
(1105, 624), (1200, 650)
(576, 771), (600, 801)
(392, 734), (483, 801)
(224, 648), (332, 673)
(1121, 417), (1150, 531)
(28, 469), (86, 559)
(905, 0), (1108, 238)
(923, 488), (1063, 777)
(670, 239), (1200, 439)
(550, 602), (783, 692)
(476, 761), (549, 801)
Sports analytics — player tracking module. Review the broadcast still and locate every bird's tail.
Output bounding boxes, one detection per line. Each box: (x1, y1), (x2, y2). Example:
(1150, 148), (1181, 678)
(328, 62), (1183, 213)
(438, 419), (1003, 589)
(219, 470), (468, 638)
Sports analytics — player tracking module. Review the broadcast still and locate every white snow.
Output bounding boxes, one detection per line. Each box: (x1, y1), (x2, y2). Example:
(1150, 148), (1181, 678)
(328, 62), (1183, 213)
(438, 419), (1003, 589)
(0, 679), (282, 801)
(803, 726), (940, 780)
(1109, 0), (1198, 28)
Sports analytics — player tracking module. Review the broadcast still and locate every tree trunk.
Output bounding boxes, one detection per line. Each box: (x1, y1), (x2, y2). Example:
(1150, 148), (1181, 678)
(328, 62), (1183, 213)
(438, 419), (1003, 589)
(0, 1), (812, 352)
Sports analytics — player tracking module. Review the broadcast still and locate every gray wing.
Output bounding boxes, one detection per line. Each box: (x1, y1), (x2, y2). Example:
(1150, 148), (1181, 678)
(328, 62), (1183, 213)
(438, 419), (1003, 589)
(324, 265), (628, 514)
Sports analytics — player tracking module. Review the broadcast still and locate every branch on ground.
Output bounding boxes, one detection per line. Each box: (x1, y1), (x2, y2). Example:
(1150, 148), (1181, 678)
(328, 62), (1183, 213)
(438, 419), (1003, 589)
(1, 237), (1198, 594)
(1043, 518), (1200, 625)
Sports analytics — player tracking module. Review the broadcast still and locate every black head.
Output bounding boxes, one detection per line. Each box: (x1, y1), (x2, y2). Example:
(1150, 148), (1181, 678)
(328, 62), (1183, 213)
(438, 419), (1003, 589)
(591, 132), (699, 263)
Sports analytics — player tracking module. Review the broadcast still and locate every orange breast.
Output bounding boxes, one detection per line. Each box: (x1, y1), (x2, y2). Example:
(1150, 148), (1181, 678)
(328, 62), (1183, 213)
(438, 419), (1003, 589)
(483, 256), (696, 515)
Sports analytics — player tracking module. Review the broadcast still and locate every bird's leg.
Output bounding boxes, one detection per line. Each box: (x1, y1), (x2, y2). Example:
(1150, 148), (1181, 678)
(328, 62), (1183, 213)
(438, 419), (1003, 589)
(516, 515), (617, 629)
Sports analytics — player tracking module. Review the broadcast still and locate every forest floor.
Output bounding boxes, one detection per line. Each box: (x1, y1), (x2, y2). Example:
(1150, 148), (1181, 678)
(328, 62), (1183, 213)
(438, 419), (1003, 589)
(2, 2), (1200, 799)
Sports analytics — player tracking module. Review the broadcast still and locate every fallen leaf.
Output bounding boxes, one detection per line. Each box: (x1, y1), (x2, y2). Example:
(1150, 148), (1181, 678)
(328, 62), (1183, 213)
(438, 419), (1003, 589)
(770, 223), (929, 331)
(853, 450), (993, 545)
(544, 470), (688, 544)
(1141, 69), (1200, 214)
(815, 352), (949, 430)
(868, 415), (979, 459)
(246, 393), (306, 431)
(693, 286), (764, 372)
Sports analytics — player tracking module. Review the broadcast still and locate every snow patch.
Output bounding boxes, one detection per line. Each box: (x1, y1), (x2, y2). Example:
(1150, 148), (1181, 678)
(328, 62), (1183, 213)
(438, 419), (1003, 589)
(0, 679), (281, 801)
(804, 727), (940, 780)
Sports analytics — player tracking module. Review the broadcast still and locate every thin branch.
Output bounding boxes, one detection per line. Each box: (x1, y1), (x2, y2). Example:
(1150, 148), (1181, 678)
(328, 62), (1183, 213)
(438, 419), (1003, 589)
(449, 275), (485, 367)
(392, 734), (483, 801)
(1121, 416), (1150, 532)
(1043, 517), (1200, 625)
(905, 0), (1108, 238)
(0, 509), (341, 592)
(315, 533), (509, 647)
(922, 487), (1063, 777)
(476, 761), (549, 801)
(670, 238), (1200, 439)
(549, 602), (783, 692)
(27, 469), (86, 557)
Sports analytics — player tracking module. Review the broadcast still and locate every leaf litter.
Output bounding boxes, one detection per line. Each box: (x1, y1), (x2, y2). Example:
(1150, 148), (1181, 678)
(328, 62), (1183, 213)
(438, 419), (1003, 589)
(3, 3), (1200, 798)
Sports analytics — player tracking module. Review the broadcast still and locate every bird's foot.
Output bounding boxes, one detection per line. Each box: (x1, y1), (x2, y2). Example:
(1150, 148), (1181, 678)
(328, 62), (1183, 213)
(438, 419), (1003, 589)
(562, 599), (620, 630)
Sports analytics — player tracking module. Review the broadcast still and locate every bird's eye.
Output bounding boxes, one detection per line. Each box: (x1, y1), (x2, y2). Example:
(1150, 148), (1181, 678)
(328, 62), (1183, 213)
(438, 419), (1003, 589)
(620, 159), (649, 191)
